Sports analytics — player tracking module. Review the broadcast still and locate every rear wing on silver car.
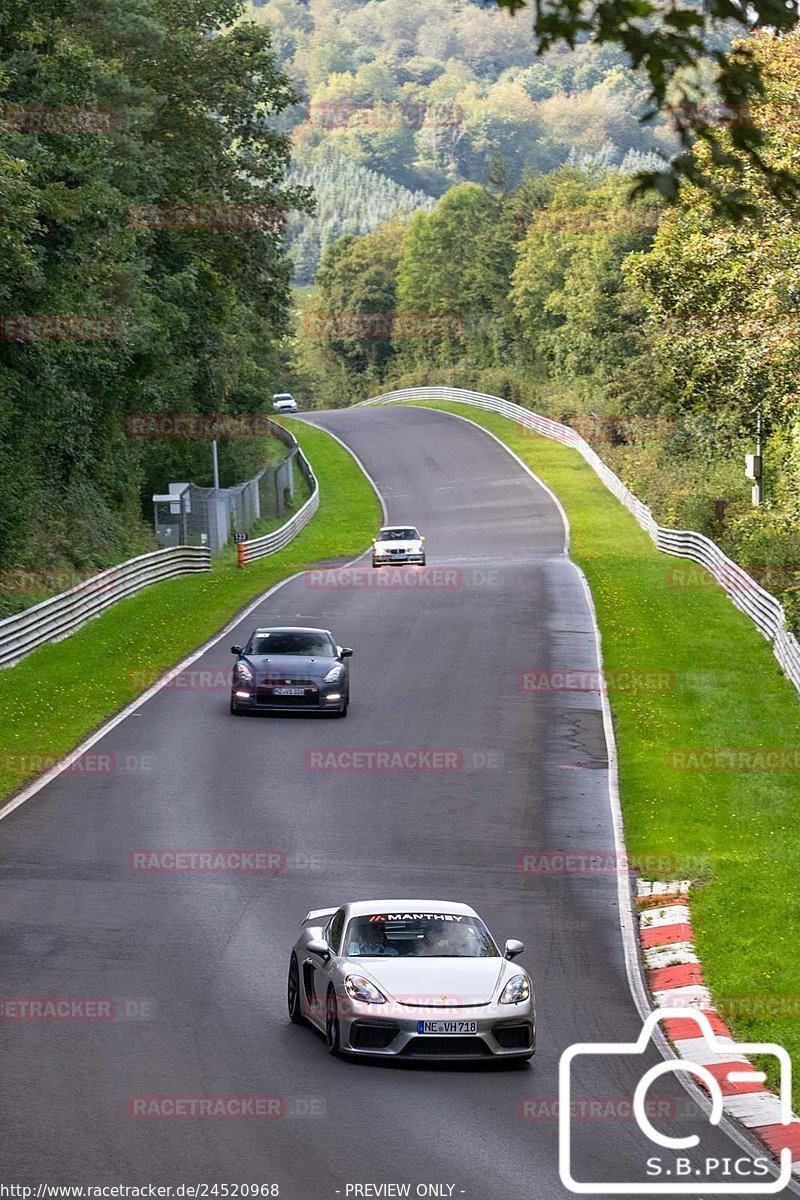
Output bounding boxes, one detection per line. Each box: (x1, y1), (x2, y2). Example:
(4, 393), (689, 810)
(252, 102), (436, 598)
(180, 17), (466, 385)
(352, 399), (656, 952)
(303, 907), (337, 925)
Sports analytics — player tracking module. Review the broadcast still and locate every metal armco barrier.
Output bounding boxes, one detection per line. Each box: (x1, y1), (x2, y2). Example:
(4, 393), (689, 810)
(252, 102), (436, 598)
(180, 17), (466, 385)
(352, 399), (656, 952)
(237, 441), (319, 565)
(358, 386), (800, 697)
(0, 547), (210, 669)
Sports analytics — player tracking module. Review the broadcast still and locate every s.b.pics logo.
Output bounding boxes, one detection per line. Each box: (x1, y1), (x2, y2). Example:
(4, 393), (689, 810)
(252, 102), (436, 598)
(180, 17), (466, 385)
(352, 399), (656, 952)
(559, 1009), (792, 1193)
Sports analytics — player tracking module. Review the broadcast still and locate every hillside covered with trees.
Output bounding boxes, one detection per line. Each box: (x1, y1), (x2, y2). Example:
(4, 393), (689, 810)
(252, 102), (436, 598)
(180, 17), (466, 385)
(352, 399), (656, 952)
(246, 0), (685, 277)
(290, 30), (800, 627)
(0, 0), (306, 612)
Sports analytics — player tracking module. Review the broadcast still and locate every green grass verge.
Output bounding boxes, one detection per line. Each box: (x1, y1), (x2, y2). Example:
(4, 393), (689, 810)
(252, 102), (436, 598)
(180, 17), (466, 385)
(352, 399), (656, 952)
(415, 399), (800, 1100)
(0, 420), (380, 805)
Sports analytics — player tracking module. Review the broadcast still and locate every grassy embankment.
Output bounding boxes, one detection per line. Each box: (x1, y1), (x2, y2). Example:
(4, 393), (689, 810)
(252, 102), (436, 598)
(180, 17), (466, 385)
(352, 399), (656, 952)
(416, 398), (800, 1100)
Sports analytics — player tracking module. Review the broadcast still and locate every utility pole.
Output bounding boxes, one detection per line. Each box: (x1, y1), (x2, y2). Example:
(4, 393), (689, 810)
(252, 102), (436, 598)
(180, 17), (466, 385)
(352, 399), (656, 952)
(755, 403), (763, 506)
(745, 401), (763, 506)
(212, 439), (220, 490)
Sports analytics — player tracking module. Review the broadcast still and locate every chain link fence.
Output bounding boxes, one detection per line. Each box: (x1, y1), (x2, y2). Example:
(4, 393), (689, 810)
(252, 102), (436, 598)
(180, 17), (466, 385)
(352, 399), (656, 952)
(153, 423), (297, 555)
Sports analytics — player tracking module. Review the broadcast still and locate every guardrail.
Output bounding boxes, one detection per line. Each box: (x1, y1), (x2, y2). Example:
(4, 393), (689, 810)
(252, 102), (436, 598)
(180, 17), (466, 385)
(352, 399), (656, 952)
(236, 442), (319, 565)
(358, 386), (800, 697)
(0, 547), (211, 669)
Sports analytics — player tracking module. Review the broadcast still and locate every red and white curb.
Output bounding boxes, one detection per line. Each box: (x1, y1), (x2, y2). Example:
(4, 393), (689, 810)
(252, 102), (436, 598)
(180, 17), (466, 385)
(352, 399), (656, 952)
(638, 879), (800, 1177)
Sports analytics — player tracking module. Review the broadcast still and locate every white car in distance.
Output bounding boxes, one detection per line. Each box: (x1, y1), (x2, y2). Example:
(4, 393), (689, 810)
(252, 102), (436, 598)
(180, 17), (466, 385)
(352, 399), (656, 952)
(273, 393), (298, 413)
(372, 525), (426, 567)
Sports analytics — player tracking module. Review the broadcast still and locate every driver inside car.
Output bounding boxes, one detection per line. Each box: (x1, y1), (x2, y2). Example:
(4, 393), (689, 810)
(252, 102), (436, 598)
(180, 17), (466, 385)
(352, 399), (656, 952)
(349, 923), (399, 956)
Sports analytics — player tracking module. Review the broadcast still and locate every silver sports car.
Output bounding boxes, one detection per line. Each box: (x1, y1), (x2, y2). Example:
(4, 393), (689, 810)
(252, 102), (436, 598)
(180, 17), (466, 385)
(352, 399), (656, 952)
(287, 899), (535, 1060)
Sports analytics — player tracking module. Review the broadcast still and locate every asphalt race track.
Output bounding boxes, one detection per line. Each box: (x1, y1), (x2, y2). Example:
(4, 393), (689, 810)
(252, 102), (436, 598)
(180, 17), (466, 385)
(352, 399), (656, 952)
(0, 405), (787, 1198)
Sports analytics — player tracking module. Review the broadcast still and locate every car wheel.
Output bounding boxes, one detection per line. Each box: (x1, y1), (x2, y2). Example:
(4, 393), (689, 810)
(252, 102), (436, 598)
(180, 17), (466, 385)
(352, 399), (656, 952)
(230, 697), (240, 715)
(325, 988), (341, 1055)
(420, 554), (426, 566)
(287, 955), (305, 1025)
(372, 560), (380, 569)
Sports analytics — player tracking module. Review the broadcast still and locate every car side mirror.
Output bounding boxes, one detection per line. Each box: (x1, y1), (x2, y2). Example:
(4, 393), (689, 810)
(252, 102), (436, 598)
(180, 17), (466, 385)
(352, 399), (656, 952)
(420, 535), (426, 541)
(504, 939), (525, 960)
(372, 537), (377, 543)
(307, 937), (331, 961)
(231, 645), (243, 655)
(340, 648), (353, 658)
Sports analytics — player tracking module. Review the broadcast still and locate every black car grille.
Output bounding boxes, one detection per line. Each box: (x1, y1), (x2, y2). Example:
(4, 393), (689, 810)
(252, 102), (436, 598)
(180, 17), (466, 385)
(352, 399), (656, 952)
(255, 680), (319, 707)
(349, 1021), (400, 1050)
(400, 1037), (492, 1058)
(492, 1022), (534, 1050)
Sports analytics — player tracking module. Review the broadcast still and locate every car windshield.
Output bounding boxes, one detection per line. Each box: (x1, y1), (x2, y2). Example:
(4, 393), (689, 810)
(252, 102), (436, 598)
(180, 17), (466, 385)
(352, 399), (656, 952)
(247, 631), (334, 656)
(378, 528), (419, 541)
(344, 914), (498, 958)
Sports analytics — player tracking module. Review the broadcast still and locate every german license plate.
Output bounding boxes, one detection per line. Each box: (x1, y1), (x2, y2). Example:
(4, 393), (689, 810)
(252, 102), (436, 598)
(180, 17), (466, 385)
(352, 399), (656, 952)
(417, 1020), (477, 1034)
(273, 686), (305, 696)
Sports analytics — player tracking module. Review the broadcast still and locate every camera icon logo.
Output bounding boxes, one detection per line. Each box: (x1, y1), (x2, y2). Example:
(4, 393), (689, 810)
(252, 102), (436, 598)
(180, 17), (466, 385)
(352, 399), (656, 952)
(559, 1007), (793, 1193)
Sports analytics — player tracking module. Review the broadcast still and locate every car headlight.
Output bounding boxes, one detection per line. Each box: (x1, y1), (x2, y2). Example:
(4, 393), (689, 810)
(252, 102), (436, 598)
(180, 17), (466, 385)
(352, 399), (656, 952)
(499, 974), (530, 1004)
(235, 662), (253, 683)
(323, 664), (344, 684)
(344, 975), (387, 1005)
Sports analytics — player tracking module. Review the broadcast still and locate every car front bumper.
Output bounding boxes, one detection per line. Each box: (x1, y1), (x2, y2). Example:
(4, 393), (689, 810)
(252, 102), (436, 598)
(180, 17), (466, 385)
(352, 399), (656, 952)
(231, 686), (344, 712)
(338, 998), (535, 1060)
(372, 553), (425, 566)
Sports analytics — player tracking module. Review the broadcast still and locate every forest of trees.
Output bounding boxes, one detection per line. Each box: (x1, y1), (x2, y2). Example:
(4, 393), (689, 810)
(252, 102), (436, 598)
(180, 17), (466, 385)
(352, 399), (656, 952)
(2, 0), (797, 624)
(286, 145), (434, 283)
(246, 0), (686, 276)
(290, 30), (800, 628)
(0, 0), (307, 613)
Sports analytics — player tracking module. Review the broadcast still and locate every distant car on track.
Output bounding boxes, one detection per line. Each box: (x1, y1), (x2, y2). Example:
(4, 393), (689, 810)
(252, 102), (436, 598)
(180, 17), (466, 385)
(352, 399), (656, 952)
(372, 525), (426, 568)
(230, 626), (352, 716)
(287, 899), (535, 1060)
(272, 393), (298, 413)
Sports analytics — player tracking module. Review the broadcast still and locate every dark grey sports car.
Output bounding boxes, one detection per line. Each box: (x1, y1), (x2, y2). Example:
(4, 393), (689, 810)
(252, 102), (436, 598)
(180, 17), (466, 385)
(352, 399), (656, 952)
(230, 626), (352, 716)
